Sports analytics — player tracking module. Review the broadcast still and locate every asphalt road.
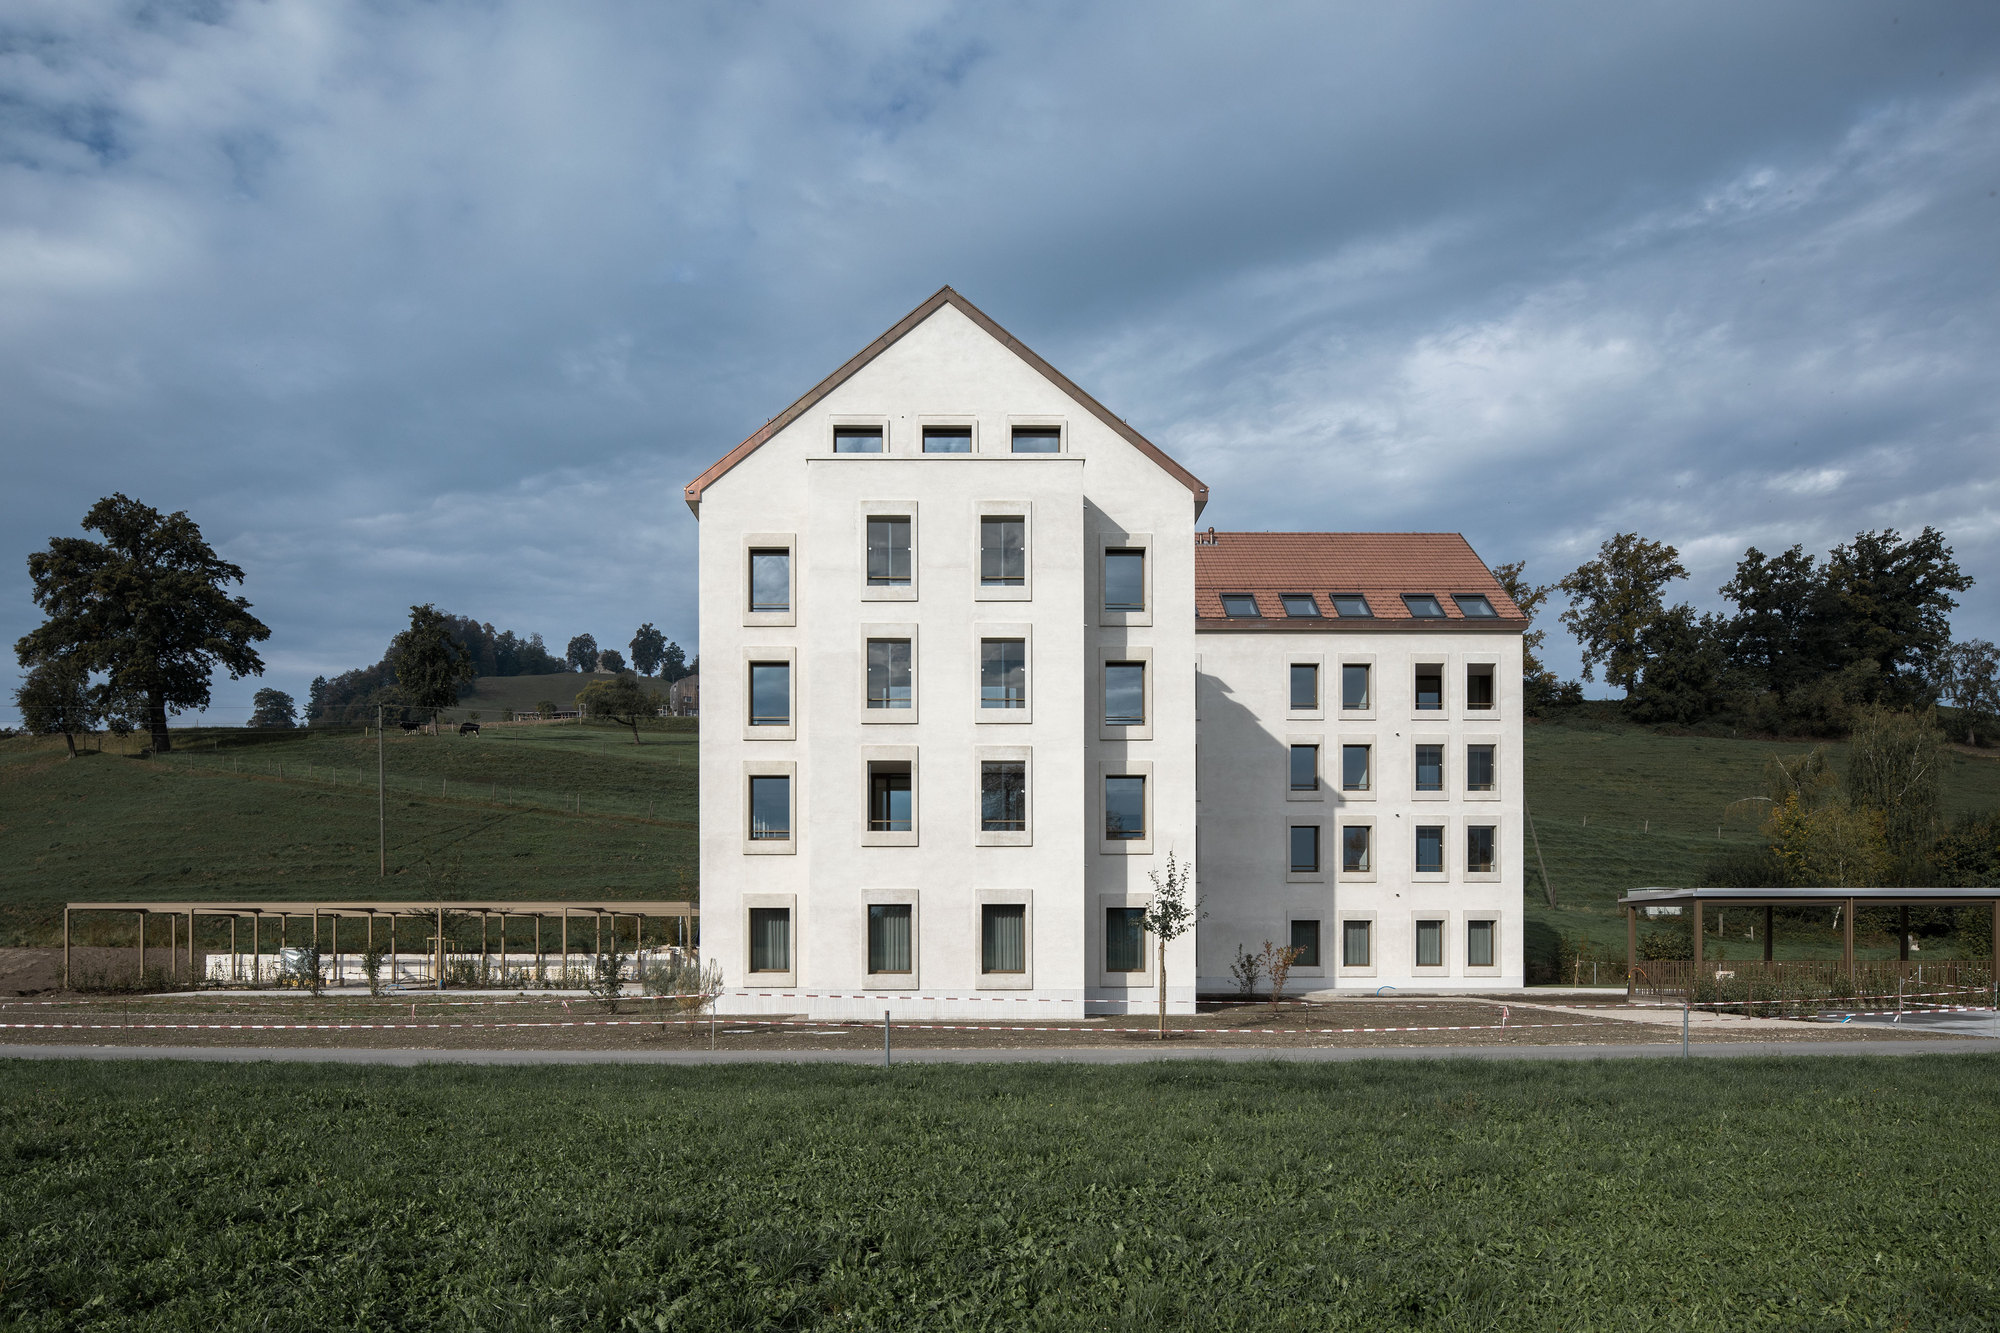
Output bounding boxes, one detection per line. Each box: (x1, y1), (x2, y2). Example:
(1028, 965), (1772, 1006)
(4, 1039), (1997, 1067)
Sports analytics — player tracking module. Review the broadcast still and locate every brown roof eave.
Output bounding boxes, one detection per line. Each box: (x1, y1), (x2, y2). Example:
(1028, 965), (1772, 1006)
(1194, 619), (1527, 633)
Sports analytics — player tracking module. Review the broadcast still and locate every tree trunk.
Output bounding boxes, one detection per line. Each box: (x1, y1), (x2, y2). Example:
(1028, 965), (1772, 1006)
(628, 718), (641, 744)
(62, 730), (77, 758)
(149, 691), (171, 754)
(1157, 938), (1166, 1039)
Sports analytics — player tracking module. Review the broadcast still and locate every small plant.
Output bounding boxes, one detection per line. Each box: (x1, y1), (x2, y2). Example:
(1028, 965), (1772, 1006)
(644, 952), (724, 1035)
(362, 944), (387, 997)
(1143, 851), (1201, 1039)
(293, 946), (324, 998)
(588, 936), (628, 1012)
(1230, 945), (1264, 1000)
(1257, 940), (1305, 1018)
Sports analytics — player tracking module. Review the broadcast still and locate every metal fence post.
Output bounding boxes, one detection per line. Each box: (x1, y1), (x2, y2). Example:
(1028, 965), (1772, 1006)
(884, 1010), (891, 1067)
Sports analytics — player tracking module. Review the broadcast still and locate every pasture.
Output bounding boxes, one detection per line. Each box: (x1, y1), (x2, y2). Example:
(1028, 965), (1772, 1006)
(3, 1055), (1998, 1330)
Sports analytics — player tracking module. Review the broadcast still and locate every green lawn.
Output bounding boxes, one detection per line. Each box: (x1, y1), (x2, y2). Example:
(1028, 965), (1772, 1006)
(4, 1056), (1997, 1330)
(0, 722), (697, 947)
(462, 670), (670, 717)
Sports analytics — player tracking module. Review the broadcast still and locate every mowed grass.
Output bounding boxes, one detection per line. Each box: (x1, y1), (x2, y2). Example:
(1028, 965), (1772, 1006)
(0, 722), (697, 946)
(4, 1056), (1999, 1331)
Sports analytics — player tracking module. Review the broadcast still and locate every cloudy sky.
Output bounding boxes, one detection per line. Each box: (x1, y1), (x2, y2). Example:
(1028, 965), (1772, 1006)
(4, 1), (1997, 723)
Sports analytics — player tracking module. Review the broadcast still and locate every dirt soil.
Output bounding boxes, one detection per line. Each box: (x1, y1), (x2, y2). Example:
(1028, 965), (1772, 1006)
(0, 989), (1965, 1054)
(0, 947), (212, 996)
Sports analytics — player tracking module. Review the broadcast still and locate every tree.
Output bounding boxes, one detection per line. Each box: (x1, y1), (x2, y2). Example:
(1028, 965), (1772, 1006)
(14, 658), (101, 757)
(390, 604), (474, 727)
(1844, 708), (1944, 857)
(1491, 561), (1561, 708)
(1143, 852), (1200, 1039)
(598, 648), (626, 674)
(16, 494), (270, 753)
(630, 623), (666, 677)
(1718, 545), (1844, 698)
(577, 672), (663, 743)
(1764, 794), (1889, 888)
(1625, 605), (1728, 726)
(307, 675), (329, 723)
(662, 641), (689, 683)
(1557, 533), (1687, 695)
(1824, 527), (1972, 709)
(1936, 639), (2000, 744)
(249, 688), (298, 729)
(565, 634), (598, 673)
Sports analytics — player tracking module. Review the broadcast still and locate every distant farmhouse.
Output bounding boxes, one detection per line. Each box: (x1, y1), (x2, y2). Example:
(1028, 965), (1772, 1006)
(685, 289), (1526, 1017)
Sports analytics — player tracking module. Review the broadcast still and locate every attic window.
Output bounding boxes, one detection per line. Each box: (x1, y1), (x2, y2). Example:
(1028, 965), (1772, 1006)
(1402, 594), (1446, 619)
(833, 426), (884, 453)
(1329, 595), (1372, 618)
(1454, 594), (1497, 618)
(1280, 594), (1320, 618)
(922, 426), (972, 453)
(1220, 594), (1261, 618)
(1011, 427), (1061, 454)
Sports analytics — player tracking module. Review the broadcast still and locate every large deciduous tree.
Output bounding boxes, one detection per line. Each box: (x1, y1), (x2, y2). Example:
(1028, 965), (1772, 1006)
(1625, 605), (1729, 726)
(390, 604), (474, 728)
(629, 623), (666, 677)
(250, 688), (298, 729)
(1825, 527), (1972, 709)
(1490, 561), (1559, 705)
(14, 658), (102, 757)
(1557, 533), (1688, 696)
(578, 672), (662, 743)
(1936, 639), (2000, 745)
(1718, 545), (1845, 698)
(598, 648), (626, 674)
(565, 633), (598, 673)
(16, 494), (270, 754)
(661, 641), (689, 683)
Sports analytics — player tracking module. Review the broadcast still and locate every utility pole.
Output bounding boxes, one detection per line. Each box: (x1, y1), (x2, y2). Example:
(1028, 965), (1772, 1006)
(377, 704), (386, 878)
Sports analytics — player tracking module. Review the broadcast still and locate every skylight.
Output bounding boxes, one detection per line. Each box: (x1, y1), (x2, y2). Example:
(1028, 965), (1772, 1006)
(1220, 594), (1261, 618)
(1280, 594), (1320, 618)
(1402, 594), (1446, 618)
(1329, 594), (1372, 618)
(1453, 594), (1497, 618)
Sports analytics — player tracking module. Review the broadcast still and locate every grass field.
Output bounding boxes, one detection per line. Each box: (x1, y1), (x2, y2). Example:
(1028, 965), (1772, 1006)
(461, 670), (675, 718)
(4, 1055), (1998, 1330)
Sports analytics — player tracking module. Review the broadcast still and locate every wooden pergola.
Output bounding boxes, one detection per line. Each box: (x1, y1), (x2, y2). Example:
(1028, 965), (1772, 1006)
(62, 899), (699, 989)
(1618, 887), (2000, 993)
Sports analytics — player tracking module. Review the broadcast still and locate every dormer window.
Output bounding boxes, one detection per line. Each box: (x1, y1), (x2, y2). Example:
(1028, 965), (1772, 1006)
(1402, 594), (1446, 619)
(1454, 594), (1497, 618)
(1329, 594), (1372, 618)
(1280, 594), (1320, 618)
(1220, 594), (1260, 618)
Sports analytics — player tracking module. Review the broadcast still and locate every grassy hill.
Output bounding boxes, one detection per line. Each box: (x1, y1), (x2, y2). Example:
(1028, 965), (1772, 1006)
(459, 670), (646, 718)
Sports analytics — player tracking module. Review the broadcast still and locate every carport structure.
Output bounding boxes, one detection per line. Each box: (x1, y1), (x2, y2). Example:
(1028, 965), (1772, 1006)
(1619, 887), (2000, 997)
(62, 900), (699, 988)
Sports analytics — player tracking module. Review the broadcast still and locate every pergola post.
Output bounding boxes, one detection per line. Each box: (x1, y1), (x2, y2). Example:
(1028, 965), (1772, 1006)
(435, 904), (445, 992)
(330, 913), (339, 986)
(562, 909), (570, 982)
(252, 913), (260, 984)
(1625, 906), (1636, 999)
(1691, 900), (1703, 968)
(170, 913), (177, 982)
(1763, 905), (1774, 963)
(500, 912), (509, 982)
(390, 911), (398, 982)
(1843, 898), (1855, 978)
(231, 916), (238, 981)
(137, 910), (145, 981)
(188, 910), (197, 983)
(63, 908), (70, 991)
(535, 915), (544, 981)
(1899, 906), (1910, 963)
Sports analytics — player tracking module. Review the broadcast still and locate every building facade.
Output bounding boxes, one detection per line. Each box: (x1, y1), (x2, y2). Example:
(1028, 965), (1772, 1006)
(686, 290), (1526, 1017)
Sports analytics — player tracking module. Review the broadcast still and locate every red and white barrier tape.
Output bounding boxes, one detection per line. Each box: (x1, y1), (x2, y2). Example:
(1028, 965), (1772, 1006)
(0, 1017), (1616, 1037)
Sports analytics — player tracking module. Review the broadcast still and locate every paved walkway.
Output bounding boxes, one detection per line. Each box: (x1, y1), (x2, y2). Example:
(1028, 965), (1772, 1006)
(4, 1039), (1996, 1067)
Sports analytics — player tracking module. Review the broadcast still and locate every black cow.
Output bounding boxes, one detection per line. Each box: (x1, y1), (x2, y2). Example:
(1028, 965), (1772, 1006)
(459, 722), (481, 737)
(398, 720), (423, 734)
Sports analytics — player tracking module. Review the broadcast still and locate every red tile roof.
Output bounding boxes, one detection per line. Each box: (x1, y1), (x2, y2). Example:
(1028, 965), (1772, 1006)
(1193, 532), (1525, 627)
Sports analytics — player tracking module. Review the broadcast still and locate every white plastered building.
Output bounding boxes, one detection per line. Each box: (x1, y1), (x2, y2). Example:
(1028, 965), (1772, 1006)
(685, 290), (1526, 1018)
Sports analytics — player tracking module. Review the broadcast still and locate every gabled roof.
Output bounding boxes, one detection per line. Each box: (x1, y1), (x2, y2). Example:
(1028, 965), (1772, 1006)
(1194, 532), (1526, 627)
(683, 286), (1208, 514)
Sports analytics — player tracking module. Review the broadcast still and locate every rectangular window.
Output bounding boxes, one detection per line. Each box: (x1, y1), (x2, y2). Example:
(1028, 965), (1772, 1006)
(865, 639), (912, 710)
(1454, 593), (1497, 618)
(1219, 593), (1260, 618)
(1330, 594), (1372, 618)
(1342, 824), (1371, 873)
(1466, 665), (1495, 710)
(1104, 549), (1146, 612)
(921, 426), (971, 453)
(1289, 824), (1320, 874)
(1403, 594), (1446, 619)
(981, 904), (1025, 973)
(1415, 744), (1443, 792)
(1341, 663), (1370, 710)
(981, 761), (1027, 831)
(867, 904), (912, 974)
(749, 662), (790, 726)
(1416, 919), (1444, 968)
(980, 517), (1025, 586)
(867, 763), (911, 833)
(1289, 663), (1319, 710)
(1105, 775), (1146, 841)
(1289, 744), (1319, 792)
(1467, 744), (1496, 792)
(748, 548), (790, 613)
(1341, 744), (1371, 792)
(866, 517), (911, 586)
(1415, 825), (1444, 875)
(980, 639), (1027, 710)
(1467, 919), (1495, 968)
(1104, 662), (1146, 727)
(1467, 825), (1496, 874)
(1105, 906), (1146, 972)
(748, 907), (791, 971)
(1281, 593), (1319, 617)
(1011, 427), (1060, 453)
(1291, 919), (1321, 969)
(748, 775), (791, 840)
(833, 426), (883, 453)
(1415, 668), (1443, 711)
(1342, 919), (1371, 967)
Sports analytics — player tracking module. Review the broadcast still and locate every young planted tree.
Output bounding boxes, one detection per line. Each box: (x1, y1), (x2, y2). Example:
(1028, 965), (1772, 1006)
(14, 658), (102, 757)
(1557, 533), (1688, 697)
(578, 673), (664, 743)
(249, 688), (297, 729)
(16, 494), (270, 753)
(630, 623), (667, 677)
(1143, 852), (1199, 1039)
(565, 634), (598, 673)
(390, 604), (475, 731)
